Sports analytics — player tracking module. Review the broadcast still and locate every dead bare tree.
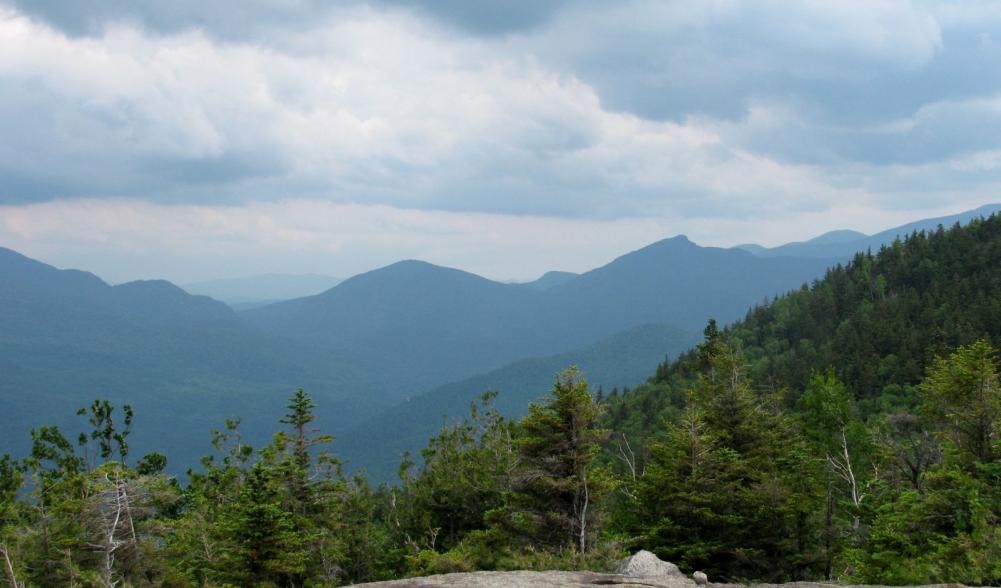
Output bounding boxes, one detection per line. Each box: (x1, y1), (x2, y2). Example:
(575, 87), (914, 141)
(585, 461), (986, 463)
(85, 469), (155, 588)
(827, 429), (865, 510)
(0, 543), (24, 588)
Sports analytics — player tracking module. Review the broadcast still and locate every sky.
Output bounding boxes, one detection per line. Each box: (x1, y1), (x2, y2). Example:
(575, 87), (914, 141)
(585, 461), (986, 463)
(0, 1), (1000, 284)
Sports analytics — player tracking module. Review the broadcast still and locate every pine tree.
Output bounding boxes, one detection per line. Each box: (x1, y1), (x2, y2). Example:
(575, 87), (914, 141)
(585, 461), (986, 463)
(217, 463), (309, 586)
(492, 367), (616, 555)
(638, 336), (823, 581)
(920, 340), (1001, 467)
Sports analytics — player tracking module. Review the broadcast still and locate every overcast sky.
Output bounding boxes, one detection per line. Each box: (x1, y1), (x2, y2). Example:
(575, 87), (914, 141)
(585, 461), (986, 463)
(1, 1), (999, 283)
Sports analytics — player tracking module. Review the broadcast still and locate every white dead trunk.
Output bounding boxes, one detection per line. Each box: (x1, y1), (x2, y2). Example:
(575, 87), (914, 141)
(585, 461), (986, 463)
(0, 543), (24, 588)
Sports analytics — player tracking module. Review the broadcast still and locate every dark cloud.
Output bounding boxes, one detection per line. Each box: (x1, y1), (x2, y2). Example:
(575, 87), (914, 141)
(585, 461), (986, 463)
(383, 0), (570, 35)
(524, 1), (991, 136)
(1, 0), (333, 38)
(0, 0), (999, 220)
(2, 0), (572, 39)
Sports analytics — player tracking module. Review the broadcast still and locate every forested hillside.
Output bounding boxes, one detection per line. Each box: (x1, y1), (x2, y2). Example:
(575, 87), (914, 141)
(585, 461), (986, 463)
(5, 208), (995, 482)
(338, 323), (700, 482)
(606, 213), (1001, 446)
(600, 213), (1001, 584)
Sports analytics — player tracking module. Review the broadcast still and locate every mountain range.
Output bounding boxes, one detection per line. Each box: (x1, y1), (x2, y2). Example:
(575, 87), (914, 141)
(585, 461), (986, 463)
(1, 204), (997, 476)
(242, 237), (833, 404)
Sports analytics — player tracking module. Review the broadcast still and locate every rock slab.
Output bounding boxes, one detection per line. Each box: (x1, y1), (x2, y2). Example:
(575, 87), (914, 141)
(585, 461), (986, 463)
(350, 570), (696, 587)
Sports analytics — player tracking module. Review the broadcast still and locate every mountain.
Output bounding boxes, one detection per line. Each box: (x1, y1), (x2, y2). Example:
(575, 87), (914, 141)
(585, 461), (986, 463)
(607, 211), (1001, 446)
(0, 248), (373, 472)
(338, 323), (702, 482)
(522, 270), (578, 290)
(541, 235), (833, 336)
(1, 236), (833, 476)
(739, 203), (1001, 259)
(183, 273), (342, 309)
(804, 229), (869, 245)
(244, 260), (545, 399)
(244, 239), (835, 407)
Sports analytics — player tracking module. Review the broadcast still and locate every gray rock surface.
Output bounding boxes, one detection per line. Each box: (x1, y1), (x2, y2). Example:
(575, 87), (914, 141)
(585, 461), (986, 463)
(351, 573), (984, 588)
(349, 570), (696, 587)
(348, 549), (979, 588)
(616, 550), (685, 578)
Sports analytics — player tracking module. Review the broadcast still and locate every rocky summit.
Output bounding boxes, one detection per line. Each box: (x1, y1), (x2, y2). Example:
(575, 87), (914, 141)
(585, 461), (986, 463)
(348, 551), (982, 588)
(350, 551), (698, 587)
(348, 569), (693, 588)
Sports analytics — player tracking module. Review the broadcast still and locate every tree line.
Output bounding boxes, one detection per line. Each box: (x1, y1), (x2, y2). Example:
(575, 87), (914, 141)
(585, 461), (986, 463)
(2, 335), (1000, 586)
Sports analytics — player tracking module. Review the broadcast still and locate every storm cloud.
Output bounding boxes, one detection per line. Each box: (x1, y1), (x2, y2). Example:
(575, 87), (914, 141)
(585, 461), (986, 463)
(0, 0), (998, 281)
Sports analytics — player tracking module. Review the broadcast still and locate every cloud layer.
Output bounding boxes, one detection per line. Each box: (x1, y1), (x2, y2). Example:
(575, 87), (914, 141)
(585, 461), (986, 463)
(0, 1), (999, 280)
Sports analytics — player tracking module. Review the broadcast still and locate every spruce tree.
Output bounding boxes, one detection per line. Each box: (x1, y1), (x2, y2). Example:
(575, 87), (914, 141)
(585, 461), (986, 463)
(492, 367), (616, 555)
(638, 336), (823, 581)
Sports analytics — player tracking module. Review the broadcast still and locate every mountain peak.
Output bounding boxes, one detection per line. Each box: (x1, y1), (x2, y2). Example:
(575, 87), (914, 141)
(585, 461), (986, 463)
(806, 229), (868, 245)
(524, 270), (579, 291)
(627, 234), (696, 256)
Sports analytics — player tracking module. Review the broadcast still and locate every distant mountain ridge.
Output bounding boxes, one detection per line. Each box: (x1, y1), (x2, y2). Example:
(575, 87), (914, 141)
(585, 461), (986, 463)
(4, 204), (999, 477)
(738, 204), (1001, 259)
(243, 236), (835, 406)
(523, 270), (578, 290)
(0, 248), (374, 472)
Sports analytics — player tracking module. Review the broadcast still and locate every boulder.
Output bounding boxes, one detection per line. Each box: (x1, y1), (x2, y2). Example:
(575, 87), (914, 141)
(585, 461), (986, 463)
(616, 550), (684, 578)
(694, 571), (708, 585)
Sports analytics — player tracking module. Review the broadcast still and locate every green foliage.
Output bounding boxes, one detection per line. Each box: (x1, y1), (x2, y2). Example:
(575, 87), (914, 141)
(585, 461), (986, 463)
(611, 215), (1001, 450)
(396, 392), (516, 553)
(0, 455), (18, 523)
(846, 342), (1001, 585)
(920, 339), (1001, 466)
(76, 399), (134, 466)
(490, 368), (617, 556)
(407, 531), (627, 576)
(637, 340), (824, 582)
(216, 463), (311, 586)
(849, 461), (1001, 585)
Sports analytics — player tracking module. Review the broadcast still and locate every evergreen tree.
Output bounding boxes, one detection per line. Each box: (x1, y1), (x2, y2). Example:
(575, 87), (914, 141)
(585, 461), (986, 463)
(492, 367), (616, 555)
(216, 463), (309, 586)
(638, 336), (823, 581)
(920, 339), (1001, 467)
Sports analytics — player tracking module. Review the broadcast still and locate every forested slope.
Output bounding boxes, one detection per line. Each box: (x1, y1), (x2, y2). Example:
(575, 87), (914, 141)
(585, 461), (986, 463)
(606, 213), (1001, 445)
(338, 323), (700, 482)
